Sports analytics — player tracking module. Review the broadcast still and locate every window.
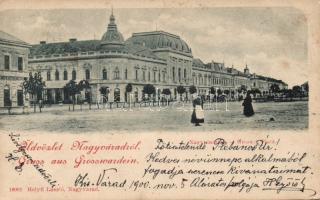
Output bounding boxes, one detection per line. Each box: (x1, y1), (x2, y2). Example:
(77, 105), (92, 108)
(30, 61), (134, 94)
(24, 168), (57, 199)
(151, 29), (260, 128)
(72, 70), (76, 80)
(18, 57), (23, 71)
(63, 70), (68, 80)
(142, 71), (145, 80)
(148, 71), (150, 81)
(113, 67), (119, 80)
(124, 69), (127, 80)
(102, 69), (107, 80)
(153, 71), (156, 81)
(85, 69), (90, 80)
(135, 69), (138, 80)
(55, 70), (59, 80)
(178, 68), (181, 82)
(4, 55), (10, 70)
(47, 71), (51, 81)
(158, 71), (161, 82)
(172, 67), (175, 81)
(184, 69), (187, 79)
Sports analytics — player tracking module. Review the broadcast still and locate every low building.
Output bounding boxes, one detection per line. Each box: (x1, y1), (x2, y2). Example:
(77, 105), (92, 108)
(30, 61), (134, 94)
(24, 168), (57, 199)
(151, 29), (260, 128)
(0, 30), (30, 107)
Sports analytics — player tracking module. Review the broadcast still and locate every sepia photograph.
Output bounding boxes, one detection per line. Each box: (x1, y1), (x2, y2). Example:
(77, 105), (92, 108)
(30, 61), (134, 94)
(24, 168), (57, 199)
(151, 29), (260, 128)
(0, 6), (309, 133)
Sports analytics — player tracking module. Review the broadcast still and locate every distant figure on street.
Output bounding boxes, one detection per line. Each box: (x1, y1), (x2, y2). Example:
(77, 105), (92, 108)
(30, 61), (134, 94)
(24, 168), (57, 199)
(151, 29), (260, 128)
(242, 92), (254, 117)
(191, 96), (205, 126)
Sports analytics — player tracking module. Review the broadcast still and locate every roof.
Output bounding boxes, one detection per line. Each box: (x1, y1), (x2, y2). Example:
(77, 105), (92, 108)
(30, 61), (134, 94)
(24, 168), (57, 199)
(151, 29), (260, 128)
(192, 58), (205, 68)
(226, 67), (247, 77)
(30, 40), (101, 55)
(100, 12), (124, 46)
(125, 42), (162, 60)
(126, 31), (192, 55)
(0, 30), (30, 46)
(30, 39), (164, 61)
(254, 74), (285, 84)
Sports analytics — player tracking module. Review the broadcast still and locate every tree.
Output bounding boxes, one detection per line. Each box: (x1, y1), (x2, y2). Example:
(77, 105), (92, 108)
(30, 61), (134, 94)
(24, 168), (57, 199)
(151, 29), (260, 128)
(238, 85), (247, 94)
(270, 84), (280, 95)
(162, 88), (171, 96)
(125, 83), (133, 103)
(250, 88), (261, 97)
(64, 80), (80, 111)
(217, 89), (222, 96)
(224, 89), (230, 95)
(126, 83), (133, 93)
(189, 85), (197, 95)
(78, 80), (91, 109)
(176, 85), (186, 100)
(292, 85), (302, 97)
(231, 90), (235, 96)
(210, 87), (216, 95)
(162, 88), (171, 104)
(305, 82), (309, 92)
(22, 72), (46, 113)
(143, 84), (155, 100)
(99, 86), (109, 103)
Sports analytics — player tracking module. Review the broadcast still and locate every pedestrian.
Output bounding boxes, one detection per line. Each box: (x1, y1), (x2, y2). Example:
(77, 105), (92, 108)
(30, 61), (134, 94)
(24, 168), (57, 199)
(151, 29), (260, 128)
(242, 92), (254, 117)
(191, 96), (205, 126)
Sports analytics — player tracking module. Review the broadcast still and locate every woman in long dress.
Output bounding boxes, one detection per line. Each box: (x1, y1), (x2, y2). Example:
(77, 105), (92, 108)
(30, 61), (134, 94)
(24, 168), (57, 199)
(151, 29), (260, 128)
(191, 96), (205, 126)
(242, 92), (254, 117)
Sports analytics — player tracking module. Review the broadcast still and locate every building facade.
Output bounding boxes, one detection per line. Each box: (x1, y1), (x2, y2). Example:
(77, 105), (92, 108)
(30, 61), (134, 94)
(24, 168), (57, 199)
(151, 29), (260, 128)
(28, 12), (288, 104)
(0, 31), (30, 107)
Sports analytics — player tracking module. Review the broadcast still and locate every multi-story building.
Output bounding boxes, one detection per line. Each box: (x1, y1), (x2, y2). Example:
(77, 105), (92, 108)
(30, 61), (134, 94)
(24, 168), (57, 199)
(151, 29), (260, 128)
(0, 31), (30, 107)
(27, 12), (288, 104)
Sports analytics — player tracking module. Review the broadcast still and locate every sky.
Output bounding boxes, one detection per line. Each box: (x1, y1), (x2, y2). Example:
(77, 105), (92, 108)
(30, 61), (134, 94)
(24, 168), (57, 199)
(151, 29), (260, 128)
(0, 8), (308, 87)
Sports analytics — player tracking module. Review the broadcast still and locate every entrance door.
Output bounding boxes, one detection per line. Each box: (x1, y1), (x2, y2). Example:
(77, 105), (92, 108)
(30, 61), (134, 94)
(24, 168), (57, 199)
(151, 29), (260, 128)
(3, 88), (11, 107)
(17, 90), (24, 106)
(114, 88), (120, 102)
(134, 90), (138, 102)
(55, 89), (61, 103)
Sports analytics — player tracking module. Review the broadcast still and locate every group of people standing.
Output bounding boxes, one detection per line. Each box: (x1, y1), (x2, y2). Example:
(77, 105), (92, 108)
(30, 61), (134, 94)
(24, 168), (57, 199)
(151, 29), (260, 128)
(191, 92), (254, 126)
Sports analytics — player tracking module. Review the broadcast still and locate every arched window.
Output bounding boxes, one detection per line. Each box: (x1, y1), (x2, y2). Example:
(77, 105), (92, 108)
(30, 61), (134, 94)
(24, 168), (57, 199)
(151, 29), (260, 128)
(172, 67), (175, 81)
(55, 70), (59, 80)
(113, 67), (120, 80)
(63, 70), (68, 80)
(85, 69), (90, 80)
(72, 70), (76, 80)
(47, 71), (51, 81)
(102, 69), (107, 80)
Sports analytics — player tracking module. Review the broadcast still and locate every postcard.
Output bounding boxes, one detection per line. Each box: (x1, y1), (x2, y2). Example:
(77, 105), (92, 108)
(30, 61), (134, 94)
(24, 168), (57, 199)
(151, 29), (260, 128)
(0, 0), (319, 199)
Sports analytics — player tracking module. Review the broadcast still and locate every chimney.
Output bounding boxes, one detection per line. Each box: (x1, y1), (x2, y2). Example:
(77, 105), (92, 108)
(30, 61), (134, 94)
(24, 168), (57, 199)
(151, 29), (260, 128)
(40, 41), (46, 44)
(69, 38), (77, 42)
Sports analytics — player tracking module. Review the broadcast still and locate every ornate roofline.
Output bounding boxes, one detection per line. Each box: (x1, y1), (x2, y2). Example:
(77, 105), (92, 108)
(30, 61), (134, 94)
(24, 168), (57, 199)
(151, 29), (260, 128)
(132, 31), (180, 39)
